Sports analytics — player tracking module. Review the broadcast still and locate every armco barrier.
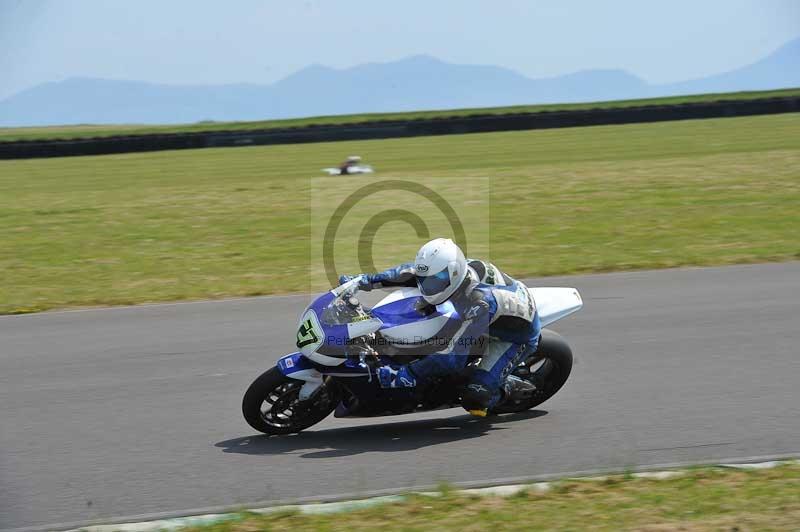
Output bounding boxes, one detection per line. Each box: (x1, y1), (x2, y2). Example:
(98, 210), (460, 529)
(1, 96), (798, 159)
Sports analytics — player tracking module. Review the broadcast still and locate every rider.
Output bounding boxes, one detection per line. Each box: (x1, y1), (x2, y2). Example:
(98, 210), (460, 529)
(338, 155), (361, 175)
(339, 238), (541, 416)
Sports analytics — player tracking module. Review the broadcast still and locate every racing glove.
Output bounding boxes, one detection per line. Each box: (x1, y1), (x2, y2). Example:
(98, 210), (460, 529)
(338, 274), (375, 291)
(338, 263), (416, 292)
(377, 365), (417, 388)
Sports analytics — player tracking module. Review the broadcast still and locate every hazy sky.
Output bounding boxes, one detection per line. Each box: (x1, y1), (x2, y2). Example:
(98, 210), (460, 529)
(1, 0), (798, 100)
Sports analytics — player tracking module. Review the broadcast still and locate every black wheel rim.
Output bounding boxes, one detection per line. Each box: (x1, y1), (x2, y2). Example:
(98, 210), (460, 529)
(515, 356), (557, 400)
(259, 381), (334, 430)
(260, 382), (306, 429)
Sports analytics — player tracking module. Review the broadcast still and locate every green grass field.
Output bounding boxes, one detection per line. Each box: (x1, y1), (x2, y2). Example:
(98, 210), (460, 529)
(0, 88), (798, 142)
(185, 463), (800, 531)
(1, 113), (799, 314)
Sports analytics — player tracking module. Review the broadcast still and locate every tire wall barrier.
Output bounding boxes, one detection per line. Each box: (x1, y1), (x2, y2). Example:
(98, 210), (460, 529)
(1, 96), (798, 160)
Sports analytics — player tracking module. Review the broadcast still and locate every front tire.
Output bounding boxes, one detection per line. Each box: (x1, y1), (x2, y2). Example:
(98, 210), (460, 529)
(491, 329), (574, 414)
(242, 367), (339, 435)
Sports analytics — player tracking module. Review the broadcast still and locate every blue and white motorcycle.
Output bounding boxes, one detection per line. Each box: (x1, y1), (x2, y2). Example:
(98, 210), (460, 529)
(242, 276), (582, 435)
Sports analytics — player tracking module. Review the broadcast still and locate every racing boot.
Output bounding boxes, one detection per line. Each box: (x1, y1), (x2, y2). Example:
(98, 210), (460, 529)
(497, 375), (537, 408)
(462, 382), (493, 417)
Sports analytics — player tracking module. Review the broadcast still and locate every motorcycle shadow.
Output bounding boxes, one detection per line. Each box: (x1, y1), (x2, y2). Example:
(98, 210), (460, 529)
(216, 410), (547, 459)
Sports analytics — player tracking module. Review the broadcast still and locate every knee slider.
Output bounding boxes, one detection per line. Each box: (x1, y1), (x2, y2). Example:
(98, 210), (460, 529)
(461, 369), (493, 411)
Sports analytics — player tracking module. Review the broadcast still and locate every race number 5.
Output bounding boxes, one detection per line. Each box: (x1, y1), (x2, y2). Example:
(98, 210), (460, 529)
(296, 318), (319, 348)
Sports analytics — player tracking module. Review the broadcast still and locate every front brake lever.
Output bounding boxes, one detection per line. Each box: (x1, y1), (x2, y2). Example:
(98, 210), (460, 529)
(357, 343), (381, 383)
(358, 351), (372, 383)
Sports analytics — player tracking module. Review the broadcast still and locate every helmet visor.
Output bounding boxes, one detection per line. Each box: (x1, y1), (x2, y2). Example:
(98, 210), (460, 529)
(416, 269), (451, 297)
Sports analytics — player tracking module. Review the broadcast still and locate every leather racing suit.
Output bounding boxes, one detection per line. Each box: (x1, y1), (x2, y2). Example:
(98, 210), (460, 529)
(344, 259), (541, 410)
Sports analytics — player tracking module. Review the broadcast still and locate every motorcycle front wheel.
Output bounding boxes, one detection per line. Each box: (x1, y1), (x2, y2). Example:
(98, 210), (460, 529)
(242, 367), (339, 435)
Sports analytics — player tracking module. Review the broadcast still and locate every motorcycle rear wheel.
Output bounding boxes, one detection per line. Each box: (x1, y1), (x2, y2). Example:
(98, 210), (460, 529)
(490, 329), (573, 415)
(242, 367), (339, 435)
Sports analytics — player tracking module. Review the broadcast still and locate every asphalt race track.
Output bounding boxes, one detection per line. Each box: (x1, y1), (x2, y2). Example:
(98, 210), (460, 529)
(1, 263), (799, 531)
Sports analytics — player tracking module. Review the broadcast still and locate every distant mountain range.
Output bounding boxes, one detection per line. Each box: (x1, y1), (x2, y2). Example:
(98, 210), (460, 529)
(1, 37), (798, 127)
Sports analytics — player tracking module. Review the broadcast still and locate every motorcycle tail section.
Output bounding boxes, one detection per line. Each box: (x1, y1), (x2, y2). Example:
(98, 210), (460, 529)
(529, 287), (583, 327)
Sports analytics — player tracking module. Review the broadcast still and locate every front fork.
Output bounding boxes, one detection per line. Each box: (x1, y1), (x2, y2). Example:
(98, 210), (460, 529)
(276, 352), (325, 401)
(275, 351), (376, 401)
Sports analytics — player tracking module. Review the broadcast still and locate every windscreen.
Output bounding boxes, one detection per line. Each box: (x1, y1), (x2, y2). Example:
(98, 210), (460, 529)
(320, 295), (368, 325)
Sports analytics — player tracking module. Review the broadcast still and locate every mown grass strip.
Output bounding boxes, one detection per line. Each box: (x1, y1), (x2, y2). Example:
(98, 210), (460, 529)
(182, 463), (800, 531)
(1, 113), (798, 314)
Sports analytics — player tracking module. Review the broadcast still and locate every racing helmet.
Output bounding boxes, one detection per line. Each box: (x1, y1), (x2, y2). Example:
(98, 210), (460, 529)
(414, 238), (467, 305)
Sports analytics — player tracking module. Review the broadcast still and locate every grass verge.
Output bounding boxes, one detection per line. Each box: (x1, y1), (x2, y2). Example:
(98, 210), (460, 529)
(1, 113), (799, 314)
(0, 88), (798, 142)
(184, 463), (800, 531)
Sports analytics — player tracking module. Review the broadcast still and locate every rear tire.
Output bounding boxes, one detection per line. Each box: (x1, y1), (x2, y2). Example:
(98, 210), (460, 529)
(491, 329), (573, 414)
(242, 367), (339, 435)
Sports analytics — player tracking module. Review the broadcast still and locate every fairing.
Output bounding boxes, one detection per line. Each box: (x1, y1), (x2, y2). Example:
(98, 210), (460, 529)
(528, 287), (583, 327)
(281, 280), (582, 416)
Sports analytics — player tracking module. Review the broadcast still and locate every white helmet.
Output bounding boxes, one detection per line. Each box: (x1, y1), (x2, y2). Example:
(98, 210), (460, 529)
(414, 238), (467, 305)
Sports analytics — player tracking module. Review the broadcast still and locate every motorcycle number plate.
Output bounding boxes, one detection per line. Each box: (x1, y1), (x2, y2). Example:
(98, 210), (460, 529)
(296, 309), (324, 355)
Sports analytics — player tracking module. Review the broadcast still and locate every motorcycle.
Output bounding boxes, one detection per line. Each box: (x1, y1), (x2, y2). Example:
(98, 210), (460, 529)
(242, 275), (582, 435)
(321, 164), (374, 176)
